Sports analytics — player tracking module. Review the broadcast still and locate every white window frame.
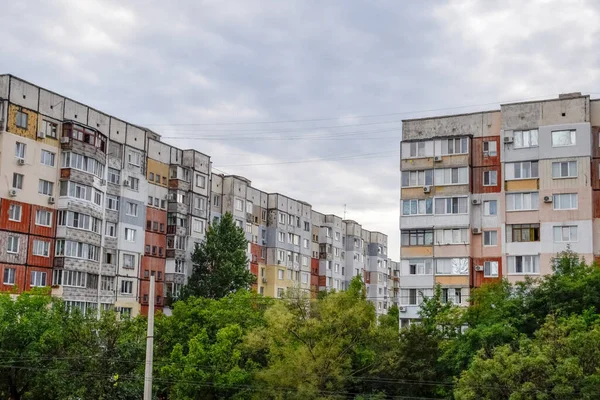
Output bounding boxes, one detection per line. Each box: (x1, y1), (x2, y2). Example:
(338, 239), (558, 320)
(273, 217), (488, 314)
(15, 142), (25, 159)
(3, 267), (15, 285)
(107, 195), (119, 211)
(553, 193), (578, 210)
(195, 174), (206, 188)
(402, 169), (434, 187)
(552, 161), (577, 179)
(483, 200), (497, 216)
(7, 236), (19, 254)
(513, 129), (538, 149)
(32, 240), (50, 257)
(402, 198), (433, 216)
(120, 280), (133, 294)
(506, 192), (539, 211)
(124, 228), (136, 242)
(507, 255), (540, 275)
(30, 270), (47, 287)
(483, 230), (497, 246)
(123, 254), (135, 269)
(434, 167), (469, 185)
(16, 111), (28, 129)
(483, 261), (498, 278)
(508, 161), (539, 180)
(483, 170), (497, 186)
(8, 204), (22, 222)
(483, 140), (497, 156)
(126, 202), (138, 216)
(12, 173), (23, 189)
(128, 151), (141, 166)
(434, 197), (468, 215)
(38, 179), (54, 196)
(40, 150), (55, 167)
(551, 129), (576, 147)
(407, 259), (433, 275)
(235, 199), (244, 211)
(553, 226), (578, 242)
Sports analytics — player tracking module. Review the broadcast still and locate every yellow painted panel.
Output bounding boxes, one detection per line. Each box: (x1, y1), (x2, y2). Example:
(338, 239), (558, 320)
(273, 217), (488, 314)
(402, 246), (433, 257)
(438, 154), (469, 168)
(8, 104), (37, 140)
(147, 158), (170, 187)
(36, 118), (61, 148)
(401, 158), (434, 170)
(505, 179), (538, 192)
(435, 275), (469, 286)
(401, 187), (429, 199)
(434, 184), (470, 196)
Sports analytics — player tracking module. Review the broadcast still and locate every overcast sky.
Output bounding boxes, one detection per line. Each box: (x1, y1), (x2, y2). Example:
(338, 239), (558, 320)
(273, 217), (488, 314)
(3, 0), (600, 260)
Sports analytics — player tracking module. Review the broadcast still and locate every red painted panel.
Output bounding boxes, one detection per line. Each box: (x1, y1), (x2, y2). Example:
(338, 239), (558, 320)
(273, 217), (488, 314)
(146, 207), (167, 226)
(24, 266), (52, 290)
(250, 262), (259, 277)
(250, 243), (265, 264)
(471, 136), (501, 168)
(140, 256), (166, 280)
(29, 205), (56, 238)
(472, 165), (502, 194)
(139, 279), (165, 316)
(27, 236), (54, 268)
(144, 232), (166, 258)
(471, 257), (502, 288)
(0, 263), (26, 293)
(592, 127), (600, 159)
(0, 199), (31, 233)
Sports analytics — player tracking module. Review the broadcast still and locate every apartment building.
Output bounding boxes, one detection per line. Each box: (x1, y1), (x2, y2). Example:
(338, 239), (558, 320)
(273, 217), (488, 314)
(399, 92), (600, 326)
(0, 74), (399, 316)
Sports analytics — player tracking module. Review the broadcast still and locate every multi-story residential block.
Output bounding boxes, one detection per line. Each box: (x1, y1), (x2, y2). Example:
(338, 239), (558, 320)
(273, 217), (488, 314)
(399, 92), (600, 326)
(0, 74), (399, 316)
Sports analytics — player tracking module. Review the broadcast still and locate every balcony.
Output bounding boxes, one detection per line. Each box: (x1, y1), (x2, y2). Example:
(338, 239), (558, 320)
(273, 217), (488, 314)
(246, 212), (253, 223)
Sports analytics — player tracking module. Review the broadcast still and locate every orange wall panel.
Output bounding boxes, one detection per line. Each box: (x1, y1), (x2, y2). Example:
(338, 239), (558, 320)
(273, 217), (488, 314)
(0, 264), (26, 293)
(472, 136), (501, 168)
(29, 205), (57, 238)
(24, 266), (52, 290)
(27, 236), (54, 268)
(0, 199), (31, 233)
(472, 165), (502, 194)
(471, 257), (502, 288)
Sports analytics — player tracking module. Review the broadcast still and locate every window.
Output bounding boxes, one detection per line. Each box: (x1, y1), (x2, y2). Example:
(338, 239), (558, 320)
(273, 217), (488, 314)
(213, 195), (220, 207)
(552, 129), (576, 147)
(121, 280), (133, 294)
(278, 269), (284, 280)
(123, 254), (135, 269)
(507, 224), (540, 242)
(303, 238), (309, 248)
(401, 288), (433, 306)
(335, 232), (340, 241)
(124, 228), (136, 242)
(7, 236), (19, 253)
(442, 288), (462, 304)
(149, 172), (155, 181)
(128, 151), (141, 166)
(553, 226), (578, 242)
(8, 204), (22, 222)
(483, 231), (497, 246)
(483, 200), (497, 216)
(278, 213), (286, 224)
(128, 177), (139, 191)
(38, 180), (54, 196)
(175, 260), (185, 273)
(3, 268), (16, 285)
(108, 168), (120, 184)
(553, 193), (578, 210)
(506, 192), (539, 211)
(43, 120), (58, 138)
(100, 276), (114, 291)
(16, 111), (28, 129)
(107, 195), (119, 211)
(435, 258), (469, 275)
(401, 230), (433, 246)
(105, 222), (117, 237)
(508, 255), (539, 274)
(513, 129), (538, 149)
(552, 161), (577, 178)
(190, 197), (204, 211)
(402, 170), (433, 187)
(55, 240), (100, 261)
(35, 210), (52, 226)
(61, 152), (105, 178)
(155, 174), (161, 183)
(507, 161), (538, 179)
(288, 215), (294, 225)
(483, 140), (497, 156)
(408, 141), (426, 157)
(408, 259), (433, 275)
(434, 167), (468, 185)
(32, 240), (50, 257)
(483, 170), (497, 186)
(12, 173), (23, 189)
(40, 150), (55, 167)
(441, 137), (468, 155)
(434, 228), (468, 245)
(326, 227), (332, 237)
(235, 220), (243, 229)
(195, 174), (206, 188)
(235, 199), (243, 211)
(30, 271), (47, 287)
(126, 202), (138, 216)
(15, 142), (25, 159)
(434, 197), (468, 214)
(402, 198), (433, 216)
(193, 219), (205, 233)
(483, 261), (499, 278)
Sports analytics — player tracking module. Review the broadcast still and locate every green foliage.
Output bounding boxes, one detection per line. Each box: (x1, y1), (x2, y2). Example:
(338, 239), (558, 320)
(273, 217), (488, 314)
(180, 212), (256, 300)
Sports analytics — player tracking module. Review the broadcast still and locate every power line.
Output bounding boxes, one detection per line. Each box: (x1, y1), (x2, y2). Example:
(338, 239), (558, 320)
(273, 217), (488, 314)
(143, 92), (592, 127)
(216, 150), (399, 168)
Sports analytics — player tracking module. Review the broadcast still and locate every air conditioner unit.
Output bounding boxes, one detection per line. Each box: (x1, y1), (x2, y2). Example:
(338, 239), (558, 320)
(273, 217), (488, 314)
(123, 180), (130, 187)
(504, 136), (513, 144)
(8, 189), (17, 197)
(60, 137), (70, 144)
(423, 186), (431, 193)
(100, 179), (106, 186)
(399, 306), (407, 313)
(434, 155), (442, 162)
(544, 196), (553, 203)
(48, 197), (55, 205)
(262, 277), (267, 283)
(37, 131), (46, 139)
(17, 158), (25, 166)
(472, 228), (481, 234)
(472, 199), (481, 205)
(474, 265), (484, 272)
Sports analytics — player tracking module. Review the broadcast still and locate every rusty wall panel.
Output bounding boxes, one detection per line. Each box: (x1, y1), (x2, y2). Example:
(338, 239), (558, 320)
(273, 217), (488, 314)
(472, 136), (501, 168)
(472, 165), (502, 194)
(471, 257), (502, 288)
(29, 205), (56, 238)
(146, 207), (167, 226)
(27, 236), (54, 268)
(251, 243), (265, 264)
(144, 232), (166, 257)
(250, 262), (259, 277)
(0, 199), (32, 233)
(140, 256), (166, 278)
(594, 191), (600, 218)
(0, 263), (26, 293)
(24, 266), (52, 290)
(593, 127), (600, 159)
(592, 160), (600, 190)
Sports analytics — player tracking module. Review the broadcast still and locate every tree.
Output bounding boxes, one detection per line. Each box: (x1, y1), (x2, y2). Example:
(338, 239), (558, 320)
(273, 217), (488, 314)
(180, 212), (255, 300)
(249, 276), (380, 400)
